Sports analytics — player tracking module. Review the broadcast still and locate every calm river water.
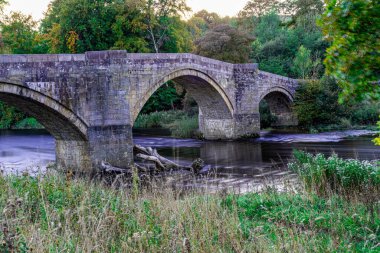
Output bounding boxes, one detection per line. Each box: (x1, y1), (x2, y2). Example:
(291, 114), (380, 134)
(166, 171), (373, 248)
(0, 129), (379, 191)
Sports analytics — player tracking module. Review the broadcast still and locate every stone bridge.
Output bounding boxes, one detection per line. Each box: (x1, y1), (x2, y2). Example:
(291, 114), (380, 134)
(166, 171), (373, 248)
(0, 50), (298, 172)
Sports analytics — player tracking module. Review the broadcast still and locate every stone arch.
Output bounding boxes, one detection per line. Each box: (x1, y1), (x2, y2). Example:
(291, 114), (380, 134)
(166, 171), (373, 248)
(132, 68), (236, 139)
(132, 68), (234, 123)
(260, 87), (297, 127)
(0, 82), (88, 140)
(0, 82), (92, 171)
(260, 86), (294, 102)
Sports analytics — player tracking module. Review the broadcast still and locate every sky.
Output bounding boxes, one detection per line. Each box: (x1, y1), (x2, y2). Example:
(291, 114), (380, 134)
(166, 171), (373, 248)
(4, 0), (249, 21)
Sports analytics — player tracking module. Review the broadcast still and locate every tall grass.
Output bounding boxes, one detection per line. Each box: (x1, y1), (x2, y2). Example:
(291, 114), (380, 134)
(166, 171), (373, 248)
(134, 110), (199, 138)
(165, 116), (199, 138)
(134, 110), (187, 129)
(0, 171), (378, 252)
(289, 150), (380, 196)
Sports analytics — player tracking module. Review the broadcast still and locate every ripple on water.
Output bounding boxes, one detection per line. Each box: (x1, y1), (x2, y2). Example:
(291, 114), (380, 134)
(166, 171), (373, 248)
(256, 130), (377, 143)
(1, 129), (379, 191)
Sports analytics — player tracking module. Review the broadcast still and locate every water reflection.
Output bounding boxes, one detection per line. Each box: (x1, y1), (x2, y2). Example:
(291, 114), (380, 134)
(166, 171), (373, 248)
(0, 130), (54, 175)
(0, 129), (379, 190)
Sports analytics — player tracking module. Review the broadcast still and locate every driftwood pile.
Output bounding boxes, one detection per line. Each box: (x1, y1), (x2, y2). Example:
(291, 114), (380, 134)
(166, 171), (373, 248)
(101, 144), (209, 175)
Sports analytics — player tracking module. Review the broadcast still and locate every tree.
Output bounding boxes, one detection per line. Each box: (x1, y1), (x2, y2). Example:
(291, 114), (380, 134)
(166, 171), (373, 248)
(139, 0), (191, 53)
(239, 0), (281, 18)
(0, 12), (47, 54)
(187, 10), (222, 40)
(193, 10), (221, 26)
(41, 0), (122, 53)
(284, 0), (324, 21)
(194, 24), (254, 63)
(250, 12), (297, 76)
(319, 0), (380, 101)
(111, 1), (150, 52)
(292, 45), (312, 79)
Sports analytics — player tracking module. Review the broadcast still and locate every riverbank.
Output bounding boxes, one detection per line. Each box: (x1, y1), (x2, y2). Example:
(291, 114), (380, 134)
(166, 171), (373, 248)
(134, 110), (200, 138)
(133, 110), (378, 139)
(1, 152), (379, 252)
(0, 167), (378, 252)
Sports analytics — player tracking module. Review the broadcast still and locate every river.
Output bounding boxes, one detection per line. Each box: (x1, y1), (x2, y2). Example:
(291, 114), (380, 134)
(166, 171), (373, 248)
(0, 129), (379, 191)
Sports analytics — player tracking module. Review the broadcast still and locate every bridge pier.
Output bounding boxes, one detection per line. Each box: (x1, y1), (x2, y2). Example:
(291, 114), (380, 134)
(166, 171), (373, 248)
(56, 140), (92, 172)
(87, 125), (134, 169)
(233, 113), (261, 138)
(198, 110), (235, 139)
(199, 110), (261, 140)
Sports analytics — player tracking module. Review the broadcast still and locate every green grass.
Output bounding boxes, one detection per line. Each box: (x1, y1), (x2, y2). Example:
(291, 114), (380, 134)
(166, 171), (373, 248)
(234, 191), (379, 252)
(165, 116), (199, 138)
(134, 110), (199, 138)
(134, 110), (187, 129)
(0, 169), (379, 252)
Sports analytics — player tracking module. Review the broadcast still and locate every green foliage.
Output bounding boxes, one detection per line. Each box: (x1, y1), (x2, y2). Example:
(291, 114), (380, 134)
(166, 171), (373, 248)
(235, 191), (379, 252)
(289, 150), (380, 195)
(194, 24), (254, 63)
(134, 110), (199, 138)
(249, 11), (327, 78)
(374, 119), (380, 145)
(294, 77), (379, 129)
(319, 0), (380, 101)
(259, 100), (277, 129)
(41, 0), (124, 53)
(165, 116), (199, 138)
(140, 83), (184, 114)
(239, 0), (281, 18)
(292, 45), (313, 79)
(0, 12), (48, 54)
(140, 0), (192, 53)
(134, 110), (187, 128)
(0, 102), (45, 129)
(187, 10), (224, 41)
(14, 118), (44, 129)
(0, 101), (24, 129)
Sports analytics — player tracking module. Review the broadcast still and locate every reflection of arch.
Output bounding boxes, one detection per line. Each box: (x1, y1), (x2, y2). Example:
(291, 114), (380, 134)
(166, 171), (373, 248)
(132, 68), (234, 123)
(0, 82), (88, 140)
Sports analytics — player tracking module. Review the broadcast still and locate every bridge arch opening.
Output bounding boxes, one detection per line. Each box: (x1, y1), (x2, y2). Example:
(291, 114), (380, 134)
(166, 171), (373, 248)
(0, 82), (91, 171)
(259, 88), (297, 129)
(132, 69), (235, 139)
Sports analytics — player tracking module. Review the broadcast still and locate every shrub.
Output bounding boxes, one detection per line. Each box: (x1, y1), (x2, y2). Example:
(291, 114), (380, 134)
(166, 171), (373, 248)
(134, 111), (187, 128)
(165, 116), (199, 138)
(294, 77), (380, 130)
(134, 110), (199, 138)
(289, 150), (380, 196)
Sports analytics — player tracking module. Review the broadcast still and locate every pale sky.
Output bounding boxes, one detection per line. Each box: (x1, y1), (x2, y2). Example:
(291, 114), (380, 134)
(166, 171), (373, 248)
(4, 0), (249, 21)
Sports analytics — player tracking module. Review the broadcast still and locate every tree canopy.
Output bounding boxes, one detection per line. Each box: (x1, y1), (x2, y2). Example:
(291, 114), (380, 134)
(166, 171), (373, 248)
(319, 0), (380, 101)
(194, 24), (253, 63)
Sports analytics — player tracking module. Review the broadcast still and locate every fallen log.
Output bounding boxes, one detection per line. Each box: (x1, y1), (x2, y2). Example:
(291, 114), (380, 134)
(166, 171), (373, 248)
(134, 144), (192, 171)
(101, 161), (132, 173)
(101, 145), (204, 174)
(136, 153), (166, 170)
